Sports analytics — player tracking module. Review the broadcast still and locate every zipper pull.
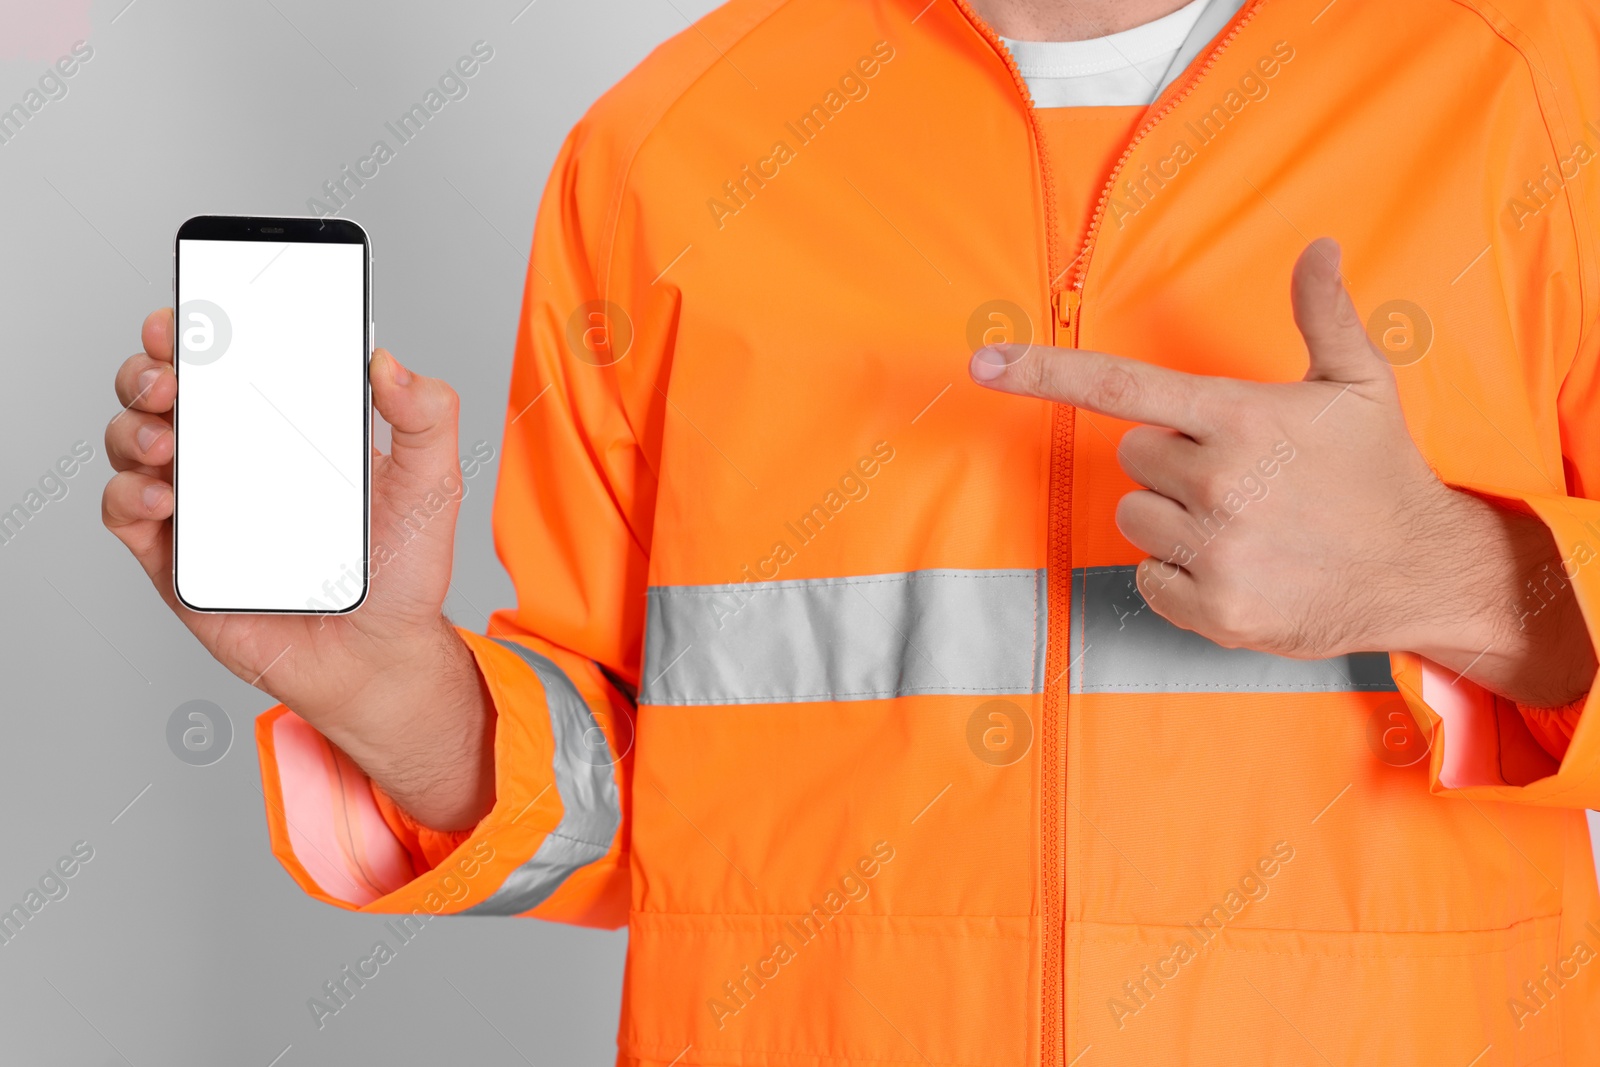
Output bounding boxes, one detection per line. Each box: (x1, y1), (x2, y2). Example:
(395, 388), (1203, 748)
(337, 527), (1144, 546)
(1055, 289), (1080, 345)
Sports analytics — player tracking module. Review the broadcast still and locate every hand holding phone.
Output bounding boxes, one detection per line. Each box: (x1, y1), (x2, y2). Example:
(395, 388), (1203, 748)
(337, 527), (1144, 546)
(101, 230), (473, 734)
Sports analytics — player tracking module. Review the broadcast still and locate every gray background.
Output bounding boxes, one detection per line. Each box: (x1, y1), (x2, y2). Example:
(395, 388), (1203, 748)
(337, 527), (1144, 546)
(0, 1), (716, 1063)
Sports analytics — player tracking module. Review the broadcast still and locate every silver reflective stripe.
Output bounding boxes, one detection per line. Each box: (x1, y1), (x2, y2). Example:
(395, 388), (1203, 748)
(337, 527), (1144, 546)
(640, 569), (1048, 706)
(638, 565), (1395, 707)
(465, 640), (621, 917)
(1069, 565), (1397, 694)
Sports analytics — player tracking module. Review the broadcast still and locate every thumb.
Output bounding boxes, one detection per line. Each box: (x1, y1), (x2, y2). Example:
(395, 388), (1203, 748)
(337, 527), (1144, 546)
(371, 349), (459, 476)
(1291, 238), (1389, 385)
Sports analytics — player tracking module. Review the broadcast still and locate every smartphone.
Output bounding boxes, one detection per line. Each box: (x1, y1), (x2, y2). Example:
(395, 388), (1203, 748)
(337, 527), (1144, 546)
(172, 215), (371, 614)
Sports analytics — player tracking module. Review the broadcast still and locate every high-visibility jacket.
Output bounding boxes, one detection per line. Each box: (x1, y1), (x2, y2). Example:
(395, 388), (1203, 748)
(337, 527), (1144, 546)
(255, 0), (1600, 1061)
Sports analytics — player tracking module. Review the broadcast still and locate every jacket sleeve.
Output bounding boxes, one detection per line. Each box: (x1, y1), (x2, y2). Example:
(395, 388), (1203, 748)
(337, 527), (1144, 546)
(254, 117), (667, 926)
(1390, 0), (1600, 808)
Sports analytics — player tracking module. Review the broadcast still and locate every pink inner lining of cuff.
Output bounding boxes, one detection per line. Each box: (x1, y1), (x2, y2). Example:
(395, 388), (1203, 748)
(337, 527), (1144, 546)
(273, 712), (414, 905)
(1422, 657), (1499, 790)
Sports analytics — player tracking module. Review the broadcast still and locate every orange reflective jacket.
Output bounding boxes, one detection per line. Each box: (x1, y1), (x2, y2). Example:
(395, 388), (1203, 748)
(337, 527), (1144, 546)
(256, 0), (1600, 1062)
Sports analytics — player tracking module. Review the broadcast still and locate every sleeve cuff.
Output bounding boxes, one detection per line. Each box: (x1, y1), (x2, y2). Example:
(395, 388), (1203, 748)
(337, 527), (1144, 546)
(253, 628), (618, 918)
(1389, 482), (1600, 807)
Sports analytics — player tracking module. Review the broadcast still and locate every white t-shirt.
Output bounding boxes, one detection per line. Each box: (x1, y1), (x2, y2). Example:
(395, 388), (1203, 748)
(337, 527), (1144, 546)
(1001, 0), (1241, 108)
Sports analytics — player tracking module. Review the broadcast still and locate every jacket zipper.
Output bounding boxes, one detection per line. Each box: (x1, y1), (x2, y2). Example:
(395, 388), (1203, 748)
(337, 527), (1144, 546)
(948, 1), (1266, 1065)
(1050, 4), (1266, 1065)
(945, 6), (1073, 1065)
(1067, 0), (1267, 302)
(1055, 291), (1080, 341)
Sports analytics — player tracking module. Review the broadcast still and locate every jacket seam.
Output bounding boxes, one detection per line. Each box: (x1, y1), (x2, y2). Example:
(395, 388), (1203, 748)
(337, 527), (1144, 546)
(568, 0), (795, 516)
(1075, 927), (1548, 953)
(594, 0), (796, 294)
(630, 909), (1037, 921)
(1443, 0), (1595, 394)
(625, 910), (1560, 935)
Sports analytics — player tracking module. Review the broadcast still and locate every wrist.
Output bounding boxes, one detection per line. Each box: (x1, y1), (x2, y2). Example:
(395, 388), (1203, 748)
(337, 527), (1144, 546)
(355, 614), (471, 715)
(1378, 484), (1598, 706)
(288, 614), (466, 728)
(290, 616), (497, 829)
(1379, 483), (1508, 659)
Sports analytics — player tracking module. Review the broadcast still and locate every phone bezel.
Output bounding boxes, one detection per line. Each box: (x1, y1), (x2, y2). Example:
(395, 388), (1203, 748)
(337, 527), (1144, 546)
(171, 214), (372, 615)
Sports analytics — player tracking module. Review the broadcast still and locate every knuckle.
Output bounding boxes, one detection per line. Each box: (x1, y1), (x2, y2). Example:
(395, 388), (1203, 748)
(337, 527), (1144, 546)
(1009, 347), (1045, 392)
(1200, 531), (1245, 573)
(1113, 491), (1139, 528)
(1114, 429), (1144, 470)
(1114, 497), (1149, 545)
(1141, 583), (1184, 627)
(1205, 592), (1258, 647)
(1116, 427), (1168, 485)
(1164, 541), (1198, 570)
(433, 387), (463, 429)
(1195, 467), (1233, 506)
(102, 475), (133, 522)
(1133, 559), (1167, 601)
(1086, 363), (1140, 413)
(1193, 380), (1244, 433)
(113, 363), (135, 403)
(106, 416), (151, 464)
(144, 308), (172, 351)
(1223, 391), (1262, 432)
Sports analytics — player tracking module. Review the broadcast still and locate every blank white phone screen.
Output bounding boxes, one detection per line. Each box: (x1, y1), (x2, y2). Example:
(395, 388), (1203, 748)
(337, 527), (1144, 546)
(175, 239), (366, 612)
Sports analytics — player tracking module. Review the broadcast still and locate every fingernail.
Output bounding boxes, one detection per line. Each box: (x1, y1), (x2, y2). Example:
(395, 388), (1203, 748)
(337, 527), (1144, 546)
(138, 369), (160, 396)
(388, 354), (412, 386)
(136, 423), (163, 453)
(970, 347), (1009, 382)
(142, 484), (168, 511)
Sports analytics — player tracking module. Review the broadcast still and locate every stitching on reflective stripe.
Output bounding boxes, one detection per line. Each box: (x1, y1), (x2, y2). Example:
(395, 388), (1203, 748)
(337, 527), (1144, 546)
(1030, 568), (1041, 693)
(543, 827), (614, 850)
(650, 684), (1037, 706)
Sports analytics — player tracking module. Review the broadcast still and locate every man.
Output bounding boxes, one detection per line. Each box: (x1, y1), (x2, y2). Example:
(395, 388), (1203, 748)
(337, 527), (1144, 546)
(103, 0), (1600, 1061)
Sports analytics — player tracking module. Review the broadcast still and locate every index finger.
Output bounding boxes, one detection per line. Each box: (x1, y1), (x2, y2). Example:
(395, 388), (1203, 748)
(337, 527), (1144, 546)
(142, 307), (174, 364)
(971, 343), (1218, 437)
